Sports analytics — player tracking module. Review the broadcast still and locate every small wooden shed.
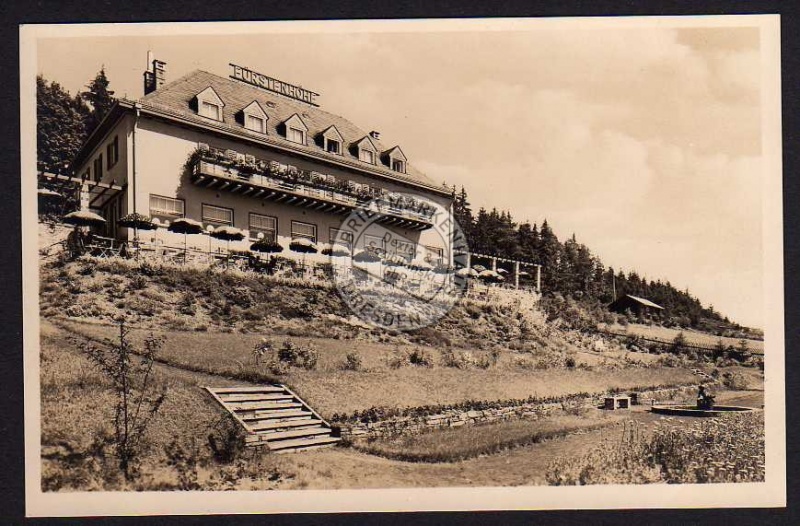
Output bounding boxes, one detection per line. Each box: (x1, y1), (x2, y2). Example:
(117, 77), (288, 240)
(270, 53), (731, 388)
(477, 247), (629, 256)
(608, 294), (665, 319)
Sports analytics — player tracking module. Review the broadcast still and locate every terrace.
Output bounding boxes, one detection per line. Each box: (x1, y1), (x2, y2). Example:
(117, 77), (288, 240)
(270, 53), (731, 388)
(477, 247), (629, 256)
(189, 147), (437, 231)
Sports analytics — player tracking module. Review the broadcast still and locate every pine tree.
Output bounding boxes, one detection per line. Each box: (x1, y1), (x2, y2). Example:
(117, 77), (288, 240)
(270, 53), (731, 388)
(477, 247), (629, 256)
(81, 67), (116, 134)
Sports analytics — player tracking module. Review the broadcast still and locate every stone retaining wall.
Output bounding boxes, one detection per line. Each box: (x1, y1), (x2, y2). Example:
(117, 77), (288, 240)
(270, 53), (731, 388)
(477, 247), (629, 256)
(340, 384), (698, 439)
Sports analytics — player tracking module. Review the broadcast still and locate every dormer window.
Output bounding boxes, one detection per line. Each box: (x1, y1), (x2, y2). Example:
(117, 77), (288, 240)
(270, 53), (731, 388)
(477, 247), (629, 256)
(383, 146), (408, 174)
(200, 101), (221, 120)
(320, 125), (345, 155)
(326, 139), (341, 154)
(354, 136), (378, 165)
(288, 127), (306, 144)
(246, 114), (265, 133)
(194, 87), (225, 122)
(359, 149), (375, 164)
(241, 101), (268, 134)
(282, 114), (308, 145)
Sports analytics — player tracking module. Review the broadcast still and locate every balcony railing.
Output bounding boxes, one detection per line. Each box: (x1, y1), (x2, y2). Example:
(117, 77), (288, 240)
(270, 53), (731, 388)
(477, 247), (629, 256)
(191, 156), (435, 229)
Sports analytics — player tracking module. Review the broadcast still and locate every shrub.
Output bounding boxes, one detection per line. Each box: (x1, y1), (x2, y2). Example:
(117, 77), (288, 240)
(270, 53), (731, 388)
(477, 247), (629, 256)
(342, 351), (363, 371)
(439, 349), (464, 369)
(546, 413), (765, 485)
(408, 348), (433, 367)
(722, 371), (750, 390)
(387, 349), (409, 369)
(129, 274), (148, 291)
(277, 340), (318, 370)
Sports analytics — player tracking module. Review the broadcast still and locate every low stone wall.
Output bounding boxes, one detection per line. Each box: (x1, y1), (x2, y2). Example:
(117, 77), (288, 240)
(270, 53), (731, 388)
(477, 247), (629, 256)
(340, 384), (698, 440)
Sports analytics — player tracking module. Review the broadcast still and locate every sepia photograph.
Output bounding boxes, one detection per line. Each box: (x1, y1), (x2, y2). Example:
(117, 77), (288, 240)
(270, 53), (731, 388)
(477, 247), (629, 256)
(21, 16), (785, 516)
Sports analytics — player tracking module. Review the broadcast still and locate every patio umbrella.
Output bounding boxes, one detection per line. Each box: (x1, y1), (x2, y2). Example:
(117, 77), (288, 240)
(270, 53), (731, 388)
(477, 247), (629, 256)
(38, 188), (63, 199)
(210, 225), (245, 253)
(479, 269), (503, 282)
(496, 268), (509, 274)
(408, 258), (434, 271)
(118, 213), (156, 259)
(63, 209), (106, 233)
(250, 239), (284, 254)
(472, 264), (487, 273)
(382, 253), (407, 267)
(433, 263), (454, 274)
(289, 237), (318, 269)
(352, 248), (381, 263)
(456, 267), (479, 277)
(321, 242), (351, 258)
(168, 217), (204, 262)
(118, 212), (156, 231)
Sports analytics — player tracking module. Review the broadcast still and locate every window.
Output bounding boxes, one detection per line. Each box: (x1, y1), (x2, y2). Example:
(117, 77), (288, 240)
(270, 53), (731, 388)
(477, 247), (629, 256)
(359, 149), (375, 164)
(245, 114), (265, 133)
(106, 136), (119, 169)
(363, 234), (384, 252)
(329, 227), (353, 249)
(326, 138), (341, 154)
(288, 127), (306, 145)
(195, 87), (225, 121)
(149, 194), (184, 218)
(291, 220), (317, 243)
(392, 159), (405, 173)
(93, 155), (103, 182)
(200, 101), (221, 121)
(424, 245), (444, 265)
(202, 204), (233, 226)
(249, 213), (277, 242)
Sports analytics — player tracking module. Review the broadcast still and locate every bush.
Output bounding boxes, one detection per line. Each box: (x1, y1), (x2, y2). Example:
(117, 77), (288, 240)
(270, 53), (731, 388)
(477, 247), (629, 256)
(408, 348), (433, 367)
(546, 413), (765, 485)
(721, 371), (750, 390)
(277, 340), (318, 370)
(342, 351), (363, 371)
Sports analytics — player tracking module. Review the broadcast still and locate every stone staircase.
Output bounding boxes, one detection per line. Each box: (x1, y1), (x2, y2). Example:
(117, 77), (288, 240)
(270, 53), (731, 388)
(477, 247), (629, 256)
(205, 385), (341, 453)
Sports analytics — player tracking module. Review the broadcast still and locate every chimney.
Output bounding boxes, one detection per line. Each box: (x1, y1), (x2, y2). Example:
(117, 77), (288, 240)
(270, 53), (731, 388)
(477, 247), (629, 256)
(369, 130), (380, 140)
(143, 52), (167, 95)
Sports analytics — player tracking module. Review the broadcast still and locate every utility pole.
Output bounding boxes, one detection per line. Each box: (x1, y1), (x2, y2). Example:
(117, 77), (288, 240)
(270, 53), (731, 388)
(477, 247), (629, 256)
(612, 273), (617, 299)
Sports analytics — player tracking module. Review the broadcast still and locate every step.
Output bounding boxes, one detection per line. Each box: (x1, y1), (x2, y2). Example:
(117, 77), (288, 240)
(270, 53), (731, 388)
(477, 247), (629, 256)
(229, 401), (303, 411)
(259, 426), (331, 441)
(245, 427), (331, 446)
(240, 410), (313, 422)
(217, 393), (293, 403)
(249, 418), (321, 431)
(266, 435), (341, 451)
(211, 386), (285, 394)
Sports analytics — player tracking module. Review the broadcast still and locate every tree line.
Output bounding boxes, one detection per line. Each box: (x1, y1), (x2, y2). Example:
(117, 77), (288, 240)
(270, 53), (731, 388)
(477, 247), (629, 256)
(37, 69), (115, 173)
(450, 185), (734, 329)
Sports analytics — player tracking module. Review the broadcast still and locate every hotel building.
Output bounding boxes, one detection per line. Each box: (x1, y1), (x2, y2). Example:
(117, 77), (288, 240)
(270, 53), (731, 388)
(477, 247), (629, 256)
(69, 57), (455, 264)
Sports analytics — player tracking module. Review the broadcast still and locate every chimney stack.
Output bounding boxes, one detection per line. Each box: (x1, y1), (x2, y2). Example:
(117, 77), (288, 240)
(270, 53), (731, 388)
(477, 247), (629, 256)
(369, 130), (381, 140)
(143, 51), (167, 95)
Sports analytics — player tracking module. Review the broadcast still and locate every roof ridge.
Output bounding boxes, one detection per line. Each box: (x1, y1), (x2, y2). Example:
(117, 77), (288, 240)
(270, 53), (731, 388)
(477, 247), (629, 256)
(137, 68), (452, 195)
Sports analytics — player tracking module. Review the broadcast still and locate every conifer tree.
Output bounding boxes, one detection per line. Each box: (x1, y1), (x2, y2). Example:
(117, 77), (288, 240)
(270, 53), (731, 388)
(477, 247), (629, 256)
(81, 67), (116, 135)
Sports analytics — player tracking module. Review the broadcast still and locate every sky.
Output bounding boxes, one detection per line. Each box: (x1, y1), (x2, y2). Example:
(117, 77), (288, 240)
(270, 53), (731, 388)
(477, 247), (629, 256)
(35, 20), (770, 328)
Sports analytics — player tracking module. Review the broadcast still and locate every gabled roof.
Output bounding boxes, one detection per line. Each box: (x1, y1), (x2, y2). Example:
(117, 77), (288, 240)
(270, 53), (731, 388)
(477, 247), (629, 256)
(353, 135), (377, 152)
(619, 295), (665, 310)
(195, 86), (224, 106)
(241, 100), (268, 119)
(320, 125), (344, 142)
(136, 69), (451, 196)
(283, 113), (308, 131)
(384, 145), (407, 160)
